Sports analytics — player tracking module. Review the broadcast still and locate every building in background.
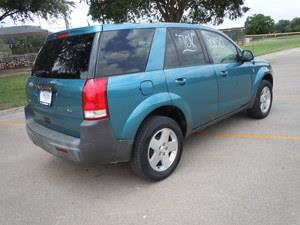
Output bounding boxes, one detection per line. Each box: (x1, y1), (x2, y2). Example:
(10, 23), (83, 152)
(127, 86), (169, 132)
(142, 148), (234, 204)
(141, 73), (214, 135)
(0, 25), (49, 55)
(0, 26), (49, 70)
(0, 25), (49, 38)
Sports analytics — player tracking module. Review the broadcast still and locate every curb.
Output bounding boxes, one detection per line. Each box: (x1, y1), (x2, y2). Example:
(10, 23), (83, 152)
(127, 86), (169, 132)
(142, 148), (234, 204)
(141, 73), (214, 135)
(258, 47), (300, 59)
(0, 106), (24, 116)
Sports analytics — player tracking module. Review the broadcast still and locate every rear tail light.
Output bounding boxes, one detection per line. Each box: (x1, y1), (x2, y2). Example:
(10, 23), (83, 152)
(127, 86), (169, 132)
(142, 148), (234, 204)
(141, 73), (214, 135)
(82, 78), (108, 120)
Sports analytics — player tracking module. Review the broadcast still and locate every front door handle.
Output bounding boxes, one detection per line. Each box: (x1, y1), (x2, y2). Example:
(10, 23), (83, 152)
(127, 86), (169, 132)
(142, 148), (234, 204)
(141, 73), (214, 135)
(219, 71), (228, 78)
(175, 77), (187, 86)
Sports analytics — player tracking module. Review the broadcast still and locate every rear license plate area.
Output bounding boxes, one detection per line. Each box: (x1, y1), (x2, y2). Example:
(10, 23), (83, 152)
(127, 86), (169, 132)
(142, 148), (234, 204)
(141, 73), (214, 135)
(39, 89), (52, 106)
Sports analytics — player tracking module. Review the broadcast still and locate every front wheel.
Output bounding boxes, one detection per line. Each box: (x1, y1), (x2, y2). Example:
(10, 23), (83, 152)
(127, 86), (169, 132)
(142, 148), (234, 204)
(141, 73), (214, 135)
(130, 116), (183, 181)
(248, 80), (273, 119)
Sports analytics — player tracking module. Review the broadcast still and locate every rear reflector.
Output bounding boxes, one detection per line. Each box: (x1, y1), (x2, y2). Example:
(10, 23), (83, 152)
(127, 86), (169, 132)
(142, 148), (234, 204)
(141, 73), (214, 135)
(56, 147), (68, 154)
(82, 78), (108, 120)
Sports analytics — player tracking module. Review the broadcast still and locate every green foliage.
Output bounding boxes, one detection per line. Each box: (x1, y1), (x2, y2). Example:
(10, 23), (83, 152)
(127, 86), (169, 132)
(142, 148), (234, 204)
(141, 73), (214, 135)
(245, 14), (275, 35)
(289, 18), (300, 32)
(86, 0), (249, 24)
(275, 20), (291, 33)
(273, 18), (300, 34)
(0, 0), (74, 22)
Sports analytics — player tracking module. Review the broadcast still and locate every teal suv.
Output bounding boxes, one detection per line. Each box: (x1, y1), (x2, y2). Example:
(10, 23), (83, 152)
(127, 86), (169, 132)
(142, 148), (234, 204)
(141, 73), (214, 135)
(25, 23), (273, 180)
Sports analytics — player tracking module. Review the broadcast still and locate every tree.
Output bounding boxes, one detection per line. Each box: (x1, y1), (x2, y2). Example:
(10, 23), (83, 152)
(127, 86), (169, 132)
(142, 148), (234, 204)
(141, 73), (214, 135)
(245, 14), (275, 35)
(289, 17), (300, 32)
(275, 20), (290, 33)
(0, 0), (74, 22)
(86, 0), (249, 25)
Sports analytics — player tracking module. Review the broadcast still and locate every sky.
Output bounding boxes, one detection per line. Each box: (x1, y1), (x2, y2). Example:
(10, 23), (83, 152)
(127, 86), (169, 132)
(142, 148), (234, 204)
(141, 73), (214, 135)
(1, 0), (300, 32)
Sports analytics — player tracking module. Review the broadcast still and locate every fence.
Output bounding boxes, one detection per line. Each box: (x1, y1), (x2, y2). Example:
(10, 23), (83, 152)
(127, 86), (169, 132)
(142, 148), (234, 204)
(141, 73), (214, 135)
(220, 27), (245, 44)
(245, 31), (300, 43)
(0, 54), (36, 70)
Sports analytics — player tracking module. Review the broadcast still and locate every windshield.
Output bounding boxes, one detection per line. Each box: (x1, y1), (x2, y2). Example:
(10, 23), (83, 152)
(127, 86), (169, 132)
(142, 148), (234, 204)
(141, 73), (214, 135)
(32, 33), (95, 79)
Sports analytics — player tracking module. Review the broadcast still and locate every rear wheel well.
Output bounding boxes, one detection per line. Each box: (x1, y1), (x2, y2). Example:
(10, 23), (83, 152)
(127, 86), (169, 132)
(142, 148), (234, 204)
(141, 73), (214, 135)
(144, 106), (187, 137)
(263, 74), (273, 86)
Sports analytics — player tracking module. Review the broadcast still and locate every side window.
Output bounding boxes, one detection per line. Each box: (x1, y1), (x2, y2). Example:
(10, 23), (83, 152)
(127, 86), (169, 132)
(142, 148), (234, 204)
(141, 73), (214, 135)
(201, 30), (239, 64)
(165, 29), (206, 69)
(96, 29), (154, 77)
(165, 32), (180, 68)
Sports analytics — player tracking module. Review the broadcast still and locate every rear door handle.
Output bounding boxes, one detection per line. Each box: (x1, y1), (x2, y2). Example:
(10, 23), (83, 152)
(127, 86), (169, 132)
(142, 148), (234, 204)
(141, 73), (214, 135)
(219, 71), (228, 78)
(175, 77), (187, 86)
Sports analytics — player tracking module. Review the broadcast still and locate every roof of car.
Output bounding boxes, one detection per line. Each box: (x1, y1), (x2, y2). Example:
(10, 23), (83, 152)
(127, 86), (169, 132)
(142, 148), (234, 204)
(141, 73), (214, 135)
(48, 23), (216, 40)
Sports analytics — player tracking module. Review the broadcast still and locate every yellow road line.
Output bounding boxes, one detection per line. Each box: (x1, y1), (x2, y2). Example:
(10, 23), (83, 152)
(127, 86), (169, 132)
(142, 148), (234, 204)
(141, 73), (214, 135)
(275, 95), (300, 100)
(198, 132), (300, 141)
(1, 120), (300, 141)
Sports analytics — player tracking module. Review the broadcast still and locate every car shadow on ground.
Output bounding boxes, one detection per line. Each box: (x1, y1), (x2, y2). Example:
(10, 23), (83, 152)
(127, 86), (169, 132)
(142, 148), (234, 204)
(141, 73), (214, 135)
(39, 111), (256, 190)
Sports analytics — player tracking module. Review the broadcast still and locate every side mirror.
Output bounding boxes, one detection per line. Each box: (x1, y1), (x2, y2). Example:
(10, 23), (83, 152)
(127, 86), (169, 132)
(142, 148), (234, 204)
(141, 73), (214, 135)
(241, 50), (254, 62)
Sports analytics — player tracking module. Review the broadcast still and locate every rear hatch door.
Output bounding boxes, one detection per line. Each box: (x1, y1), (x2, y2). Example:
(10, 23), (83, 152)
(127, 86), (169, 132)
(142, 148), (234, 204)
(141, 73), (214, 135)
(26, 31), (99, 137)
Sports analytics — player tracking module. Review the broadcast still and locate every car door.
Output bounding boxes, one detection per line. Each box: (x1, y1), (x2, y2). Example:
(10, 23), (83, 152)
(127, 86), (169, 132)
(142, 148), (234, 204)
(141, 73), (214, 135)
(201, 30), (253, 116)
(164, 28), (218, 128)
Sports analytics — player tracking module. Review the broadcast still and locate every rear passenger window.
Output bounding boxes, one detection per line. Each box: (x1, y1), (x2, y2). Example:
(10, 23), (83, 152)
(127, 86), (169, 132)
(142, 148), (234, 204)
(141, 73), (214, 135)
(165, 29), (206, 69)
(96, 29), (154, 77)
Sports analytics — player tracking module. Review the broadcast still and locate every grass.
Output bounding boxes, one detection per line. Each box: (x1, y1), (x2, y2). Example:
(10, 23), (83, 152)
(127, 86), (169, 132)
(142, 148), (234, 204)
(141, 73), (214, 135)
(241, 35), (300, 56)
(0, 74), (28, 110)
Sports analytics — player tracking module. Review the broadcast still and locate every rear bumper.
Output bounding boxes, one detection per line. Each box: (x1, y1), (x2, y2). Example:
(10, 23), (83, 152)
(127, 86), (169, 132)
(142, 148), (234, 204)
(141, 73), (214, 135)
(25, 106), (133, 163)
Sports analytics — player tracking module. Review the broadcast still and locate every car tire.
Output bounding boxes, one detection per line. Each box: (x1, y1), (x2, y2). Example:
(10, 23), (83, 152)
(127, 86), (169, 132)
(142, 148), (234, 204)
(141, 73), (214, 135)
(248, 80), (273, 119)
(130, 116), (183, 181)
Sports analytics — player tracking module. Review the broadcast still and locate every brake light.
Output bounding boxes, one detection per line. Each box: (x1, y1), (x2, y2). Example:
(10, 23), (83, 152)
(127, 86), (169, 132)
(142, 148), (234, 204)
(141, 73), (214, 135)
(57, 32), (69, 39)
(83, 78), (108, 120)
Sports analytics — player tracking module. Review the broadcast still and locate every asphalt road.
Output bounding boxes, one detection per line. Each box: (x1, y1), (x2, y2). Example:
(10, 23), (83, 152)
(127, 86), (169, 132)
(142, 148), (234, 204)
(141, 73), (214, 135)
(1, 48), (300, 225)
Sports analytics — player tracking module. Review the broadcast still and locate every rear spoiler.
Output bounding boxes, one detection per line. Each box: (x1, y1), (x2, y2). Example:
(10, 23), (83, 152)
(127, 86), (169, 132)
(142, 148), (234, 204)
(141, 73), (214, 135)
(47, 25), (102, 41)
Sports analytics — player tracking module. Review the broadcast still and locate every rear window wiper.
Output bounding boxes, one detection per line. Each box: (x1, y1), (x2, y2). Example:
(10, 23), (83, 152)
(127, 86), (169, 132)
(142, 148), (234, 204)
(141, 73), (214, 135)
(51, 71), (80, 78)
(32, 70), (50, 77)
(32, 70), (80, 79)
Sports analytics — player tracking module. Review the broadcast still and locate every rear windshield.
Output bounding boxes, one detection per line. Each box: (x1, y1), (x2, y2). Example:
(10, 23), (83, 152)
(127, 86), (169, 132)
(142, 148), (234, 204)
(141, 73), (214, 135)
(96, 28), (154, 77)
(32, 33), (95, 79)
